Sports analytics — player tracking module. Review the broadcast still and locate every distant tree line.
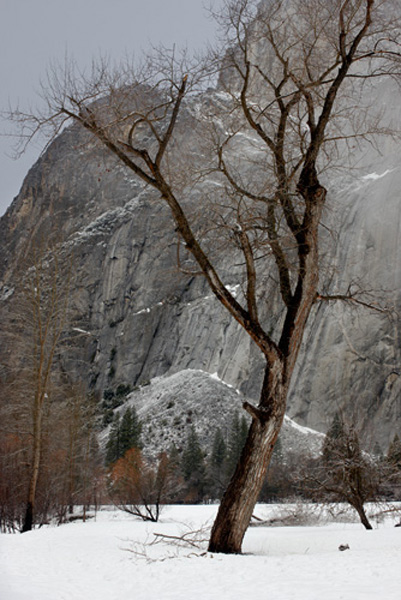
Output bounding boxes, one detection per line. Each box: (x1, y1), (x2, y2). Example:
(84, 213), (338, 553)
(2, 243), (399, 533)
(3, 367), (401, 531)
(104, 403), (401, 527)
(106, 409), (250, 514)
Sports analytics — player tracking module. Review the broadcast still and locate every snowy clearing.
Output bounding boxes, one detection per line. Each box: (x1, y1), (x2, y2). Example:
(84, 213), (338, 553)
(1, 504), (401, 600)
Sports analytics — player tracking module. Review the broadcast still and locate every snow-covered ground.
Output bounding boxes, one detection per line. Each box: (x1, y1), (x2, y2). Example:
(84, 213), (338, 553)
(2, 504), (401, 600)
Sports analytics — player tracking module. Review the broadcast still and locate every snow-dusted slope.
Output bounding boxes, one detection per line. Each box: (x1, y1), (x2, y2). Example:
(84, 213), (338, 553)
(107, 369), (323, 458)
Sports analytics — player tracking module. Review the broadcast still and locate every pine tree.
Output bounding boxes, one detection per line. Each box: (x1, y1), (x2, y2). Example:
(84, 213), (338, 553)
(211, 428), (227, 471)
(119, 407), (142, 455)
(322, 412), (345, 466)
(373, 441), (383, 459)
(167, 442), (181, 471)
(209, 428), (228, 498)
(105, 413), (121, 466)
(182, 426), (204, 480)
(105, 406), (141, 466)
(260, 435), (286, 501)
(181, 425), (206, 501)
(271, 436), (283, 465)
(329, 412), (344, 439)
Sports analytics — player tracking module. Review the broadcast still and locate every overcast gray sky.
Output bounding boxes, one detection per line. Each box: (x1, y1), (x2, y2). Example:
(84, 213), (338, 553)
(0, 0), (221, 216)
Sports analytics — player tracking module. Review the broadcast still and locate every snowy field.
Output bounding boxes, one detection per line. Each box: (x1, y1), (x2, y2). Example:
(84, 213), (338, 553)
(2, 503), (401, 600)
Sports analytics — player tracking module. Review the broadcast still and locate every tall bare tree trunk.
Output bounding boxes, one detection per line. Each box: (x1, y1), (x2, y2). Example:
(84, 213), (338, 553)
(19, 246), (70, 532)
(209, 362), (287, 553)
(22, 394), (43, 532)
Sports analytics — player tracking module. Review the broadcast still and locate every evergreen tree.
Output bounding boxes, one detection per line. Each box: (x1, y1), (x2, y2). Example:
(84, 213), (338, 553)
(119, 407), (142, 454)
(211, 428), (227, 472)
(322, 412), (345, 465)
(182, 426), (204, 480)
(209, 428), (228, 498)
(260, 436), (289, 501)
(167, 442), (181, 471)
(105, 406), (141, 466)
(181, 425), (206, 501)
(373, 441), (383, 459)
(385, 434), (401, 499)
(105, 413), (121, 466)
(329, 412), (344, 439)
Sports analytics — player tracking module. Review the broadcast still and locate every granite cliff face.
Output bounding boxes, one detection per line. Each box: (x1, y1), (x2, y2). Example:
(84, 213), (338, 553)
(1, 76), (400, 449)
(0, 105), (261, 401)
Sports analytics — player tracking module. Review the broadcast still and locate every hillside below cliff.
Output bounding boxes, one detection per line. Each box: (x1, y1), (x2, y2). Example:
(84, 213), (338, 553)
(100, 369), (324, 460)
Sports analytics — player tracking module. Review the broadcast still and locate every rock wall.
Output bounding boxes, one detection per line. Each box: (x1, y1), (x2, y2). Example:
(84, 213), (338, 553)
(1, 79), (400, 450)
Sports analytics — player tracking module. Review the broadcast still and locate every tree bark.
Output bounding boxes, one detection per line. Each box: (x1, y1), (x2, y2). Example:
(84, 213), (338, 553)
(22, 395), (43, 533)
(208, 362), (287, 553)
(208, 186), (325, 554)
(22, 502), (34, 533)
(352, 499), (373, 530)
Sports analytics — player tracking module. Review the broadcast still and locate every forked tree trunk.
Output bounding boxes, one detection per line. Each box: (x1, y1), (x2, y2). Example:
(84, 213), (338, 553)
(208, 362), (287, 553)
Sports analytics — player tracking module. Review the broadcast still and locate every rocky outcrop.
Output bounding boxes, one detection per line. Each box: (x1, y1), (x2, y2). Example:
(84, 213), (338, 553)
(101, 369), (324, 459)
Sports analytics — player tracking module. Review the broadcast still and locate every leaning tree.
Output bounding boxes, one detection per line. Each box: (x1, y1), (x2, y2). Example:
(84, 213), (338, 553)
(8, 0), (401, 551)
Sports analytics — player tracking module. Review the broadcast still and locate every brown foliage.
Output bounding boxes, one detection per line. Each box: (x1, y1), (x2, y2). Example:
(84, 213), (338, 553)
(108, 449), (177, 522)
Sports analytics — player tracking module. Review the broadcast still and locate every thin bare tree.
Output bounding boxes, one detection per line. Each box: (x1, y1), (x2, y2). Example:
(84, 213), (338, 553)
(108, 449), (174, 522)
(0, 244), (73, 531)
(7, 0), (401, 551)
(300, 413), (383, 529)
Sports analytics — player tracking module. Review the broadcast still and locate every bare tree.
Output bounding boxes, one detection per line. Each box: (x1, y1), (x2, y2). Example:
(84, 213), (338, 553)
(0, 430), (29, 532)
(7, 0), (401, 551)
(108, 449), (175, 522)
(0, 244), (72, 531)
(55, 382), (103, 522)
(300, 413), (383, 529)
